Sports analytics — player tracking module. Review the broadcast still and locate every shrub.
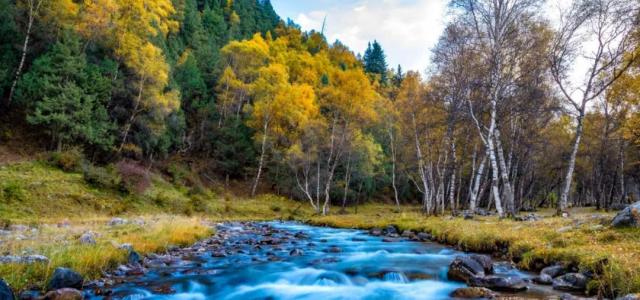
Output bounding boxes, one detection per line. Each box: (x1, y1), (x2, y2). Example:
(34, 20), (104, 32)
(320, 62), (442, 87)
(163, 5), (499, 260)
(83, 164), (120, 189)
(167, 163), (189, 185)
(188, 184), (207, 197)
(116, 160), (151, 194)
(189, 195), (208, 213)
(1, 182), (26, 202)
(154, 192), (171, 207)
(48, 149), (84, 172)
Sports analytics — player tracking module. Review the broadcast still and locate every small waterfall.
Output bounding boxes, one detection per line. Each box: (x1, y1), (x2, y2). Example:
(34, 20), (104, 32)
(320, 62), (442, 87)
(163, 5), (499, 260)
(383, 272), (409, 283)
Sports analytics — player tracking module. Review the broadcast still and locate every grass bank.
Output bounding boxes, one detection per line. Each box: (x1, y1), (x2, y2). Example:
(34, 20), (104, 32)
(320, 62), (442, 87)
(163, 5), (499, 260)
(307, 204), (640, 297)
(0, 161), (312, 291)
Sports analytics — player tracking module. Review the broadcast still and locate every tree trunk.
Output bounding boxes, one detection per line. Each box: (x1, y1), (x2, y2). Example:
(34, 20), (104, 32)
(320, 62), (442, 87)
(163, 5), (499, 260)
(559, 113), (584, 214)
(341, 152), (352, 211)
(388, 127), (400, 209)
(251, 120), (269, 197)
(118, 80), (145, 153)
(495, 128), (516, 216)
(470, 151), (487, 212)
(7, 0), (40, 106)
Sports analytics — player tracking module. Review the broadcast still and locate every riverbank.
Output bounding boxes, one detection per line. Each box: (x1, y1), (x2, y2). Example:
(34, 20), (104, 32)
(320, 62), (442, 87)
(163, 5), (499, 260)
(0, 161), (315, 292)
(1, 161), (639, 297)
(307, 205), (640, 297)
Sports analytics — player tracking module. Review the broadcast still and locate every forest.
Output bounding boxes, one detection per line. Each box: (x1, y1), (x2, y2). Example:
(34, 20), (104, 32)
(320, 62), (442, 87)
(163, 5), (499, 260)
(1, 0), (639, 217)
(1, 0), (640, 298)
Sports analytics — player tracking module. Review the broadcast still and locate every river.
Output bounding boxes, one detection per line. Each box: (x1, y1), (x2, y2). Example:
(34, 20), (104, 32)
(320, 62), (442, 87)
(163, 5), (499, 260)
(87, 222), (564, 299)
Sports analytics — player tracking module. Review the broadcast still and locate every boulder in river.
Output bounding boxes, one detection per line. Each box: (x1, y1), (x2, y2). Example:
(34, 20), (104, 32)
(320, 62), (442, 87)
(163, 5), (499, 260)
(552, 273), (588, 292)
(416, 232), (432, 241)
(128, 250), (142, 265)
(468, 275), (528, 292)
(450, 287), (496, 299)
(382, 225), (398, 236)
(369, 228), (382, 236)
(534, 264), (568, 285)
(326, 246), (342, 253)
(447, 256), (486, 282)
(0, 279), (14, 300)
(470, 254), (494, 274)
(289, 248), (304, 256)
(47, 268), (83, 291)
(612, 202), (640, 228)
(42, 288), (83, 300)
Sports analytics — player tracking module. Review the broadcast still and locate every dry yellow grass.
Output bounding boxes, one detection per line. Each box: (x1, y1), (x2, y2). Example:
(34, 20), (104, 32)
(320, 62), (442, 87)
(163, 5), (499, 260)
(0, 216), (212, 291)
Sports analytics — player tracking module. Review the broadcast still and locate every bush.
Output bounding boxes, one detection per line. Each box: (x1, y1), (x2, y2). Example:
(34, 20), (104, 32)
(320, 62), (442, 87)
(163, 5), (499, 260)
(189, 195), (208, 213)
(116, 160), (151, 194)
(49, 149), (84, 172)
(1, 182), (25, 202)
(83, 164), (120, 189)
(167, 163), (189, 185)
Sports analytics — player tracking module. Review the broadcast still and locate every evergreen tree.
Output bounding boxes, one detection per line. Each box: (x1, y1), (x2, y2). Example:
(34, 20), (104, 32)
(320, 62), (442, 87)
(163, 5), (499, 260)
(363, 40), (388, 85)
(17, 33), (114, 151)
(392, 64), (404, 87)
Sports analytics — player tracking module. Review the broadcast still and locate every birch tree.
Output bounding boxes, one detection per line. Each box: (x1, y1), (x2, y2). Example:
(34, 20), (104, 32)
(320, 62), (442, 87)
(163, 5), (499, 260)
(550, 0), (639, 214)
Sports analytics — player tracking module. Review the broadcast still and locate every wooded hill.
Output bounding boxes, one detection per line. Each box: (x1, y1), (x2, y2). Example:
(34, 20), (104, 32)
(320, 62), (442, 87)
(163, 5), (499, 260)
(1, 0), (640, 217)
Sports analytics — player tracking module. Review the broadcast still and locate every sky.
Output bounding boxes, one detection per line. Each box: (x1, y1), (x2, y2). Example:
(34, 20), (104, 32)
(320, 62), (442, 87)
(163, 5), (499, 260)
(271, 0), (450, 73)
(271, 0), (595, 100)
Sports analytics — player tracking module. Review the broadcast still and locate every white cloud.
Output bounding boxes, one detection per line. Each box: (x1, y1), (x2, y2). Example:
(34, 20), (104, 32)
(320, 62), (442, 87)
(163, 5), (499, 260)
(292, 0), (449, 73)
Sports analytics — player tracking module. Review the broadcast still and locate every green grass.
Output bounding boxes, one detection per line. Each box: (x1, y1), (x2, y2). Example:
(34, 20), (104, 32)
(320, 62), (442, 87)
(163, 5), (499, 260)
(306, 204), (640, 297)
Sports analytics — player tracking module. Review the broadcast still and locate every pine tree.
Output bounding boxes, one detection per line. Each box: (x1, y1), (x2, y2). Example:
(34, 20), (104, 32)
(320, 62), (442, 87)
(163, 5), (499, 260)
(18, 32), (114, 151)
(363, 40), (388, 85)
(392, 64), (404, 87)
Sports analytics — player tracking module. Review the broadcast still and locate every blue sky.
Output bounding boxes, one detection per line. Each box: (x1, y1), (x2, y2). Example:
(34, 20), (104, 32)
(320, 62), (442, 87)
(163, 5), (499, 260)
(271, 0), (449, 73)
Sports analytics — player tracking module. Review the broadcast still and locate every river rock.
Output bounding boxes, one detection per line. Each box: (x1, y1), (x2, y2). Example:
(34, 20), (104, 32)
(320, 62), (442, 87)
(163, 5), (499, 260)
(543, 265), (568, 278)
(534, 264), (568, 285)
(108, 218), (127, 226)
(514, 213), (541, 222)
(47, 268), (83, 290)
(78, 232), (96, 245)
(0, 255), (49, 264)
(326, 246), (342, 253)
(612, 202), (640, 227)
(0, 279), (14, 300)
(468, 275), (528, 292)
(369, 228), (382, 236)
(9, 224), (29, 232)
(128, 250), (142, 265)
(382, 225), (398, 236)
(19, 290), (41, 300)
(533, 274), (553, 285)
(41, 288), (83, 300)
(450, 287), (496, 299)
(416, 232), (432, 241)
(470, 254), (494, 274)
(118, 243), (133, 251)
(289, 248), (304, 256)
(400, 230), (415, 238)
(447, 256), (485, 282)
(552, 273), (588, 292)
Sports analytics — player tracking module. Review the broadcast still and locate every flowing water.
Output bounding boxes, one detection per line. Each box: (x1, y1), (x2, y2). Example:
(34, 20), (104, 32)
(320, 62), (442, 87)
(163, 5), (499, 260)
(88, 222), (564, 300)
